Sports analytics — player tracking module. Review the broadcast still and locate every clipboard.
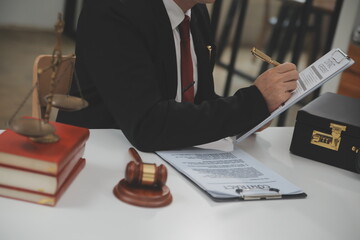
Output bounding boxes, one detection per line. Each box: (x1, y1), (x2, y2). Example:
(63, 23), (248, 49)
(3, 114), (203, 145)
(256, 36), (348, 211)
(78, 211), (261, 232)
(156, 147), (307, 202)
(207, 187), (307, 202)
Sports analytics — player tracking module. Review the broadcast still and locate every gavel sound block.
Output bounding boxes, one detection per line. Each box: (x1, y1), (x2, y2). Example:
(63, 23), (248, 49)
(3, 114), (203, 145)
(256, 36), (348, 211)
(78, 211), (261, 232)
(113, 148), (172, 207)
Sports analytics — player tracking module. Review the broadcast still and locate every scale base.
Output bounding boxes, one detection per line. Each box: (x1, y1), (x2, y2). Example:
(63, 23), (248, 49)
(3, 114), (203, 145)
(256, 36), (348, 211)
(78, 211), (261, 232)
(30, 133), (60, 143)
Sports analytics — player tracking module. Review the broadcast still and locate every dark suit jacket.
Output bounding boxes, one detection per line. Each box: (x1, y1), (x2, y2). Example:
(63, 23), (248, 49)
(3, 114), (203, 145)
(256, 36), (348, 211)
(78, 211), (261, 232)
(57, 0), (270, 151)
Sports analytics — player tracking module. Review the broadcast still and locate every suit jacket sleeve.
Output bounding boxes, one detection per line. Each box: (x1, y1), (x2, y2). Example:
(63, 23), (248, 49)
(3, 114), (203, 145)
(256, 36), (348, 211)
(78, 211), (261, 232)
(57, 0), (270, 152)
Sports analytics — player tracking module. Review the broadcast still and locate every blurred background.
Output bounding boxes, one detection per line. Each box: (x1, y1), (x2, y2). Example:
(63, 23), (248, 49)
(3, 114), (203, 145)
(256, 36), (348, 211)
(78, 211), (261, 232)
(0, 0), (359, 129)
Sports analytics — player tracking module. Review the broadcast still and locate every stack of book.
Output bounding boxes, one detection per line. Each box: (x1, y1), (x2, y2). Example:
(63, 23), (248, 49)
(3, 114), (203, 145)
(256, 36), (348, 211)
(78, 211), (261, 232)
(0, 121), (90, 206)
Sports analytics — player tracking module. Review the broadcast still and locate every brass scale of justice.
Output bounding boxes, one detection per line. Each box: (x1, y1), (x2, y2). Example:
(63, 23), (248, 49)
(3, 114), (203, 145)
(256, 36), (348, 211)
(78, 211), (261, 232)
(7, 14), (88, 143)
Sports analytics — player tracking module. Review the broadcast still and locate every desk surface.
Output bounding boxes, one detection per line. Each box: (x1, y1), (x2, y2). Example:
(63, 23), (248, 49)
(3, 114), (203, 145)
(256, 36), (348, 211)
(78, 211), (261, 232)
(1, 127), (359, 240)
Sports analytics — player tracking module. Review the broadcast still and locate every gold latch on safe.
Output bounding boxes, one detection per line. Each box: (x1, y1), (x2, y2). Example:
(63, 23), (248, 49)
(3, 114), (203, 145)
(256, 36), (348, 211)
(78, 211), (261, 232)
(310, 123), (347, 151)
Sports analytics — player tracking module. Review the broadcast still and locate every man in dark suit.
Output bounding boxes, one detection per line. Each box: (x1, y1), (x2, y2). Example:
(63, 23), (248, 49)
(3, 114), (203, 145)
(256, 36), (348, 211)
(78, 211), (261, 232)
(57, 0), (298, 151)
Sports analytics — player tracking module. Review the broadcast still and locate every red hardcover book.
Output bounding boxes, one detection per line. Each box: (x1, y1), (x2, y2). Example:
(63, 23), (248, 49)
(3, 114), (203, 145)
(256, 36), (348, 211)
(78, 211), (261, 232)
(0, 120), (89, 174)
(0, 146), (85, 194)
(0, 158), (86, 206)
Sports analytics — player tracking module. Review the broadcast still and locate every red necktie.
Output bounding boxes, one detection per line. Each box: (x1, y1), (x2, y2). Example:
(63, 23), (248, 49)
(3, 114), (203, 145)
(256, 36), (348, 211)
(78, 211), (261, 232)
(178, 16), (194, 103)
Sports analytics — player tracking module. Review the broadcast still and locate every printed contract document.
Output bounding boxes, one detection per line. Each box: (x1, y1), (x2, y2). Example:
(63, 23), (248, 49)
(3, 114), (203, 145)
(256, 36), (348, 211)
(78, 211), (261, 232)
(236, 48), (354, 142)
(157, 146), (306, 201)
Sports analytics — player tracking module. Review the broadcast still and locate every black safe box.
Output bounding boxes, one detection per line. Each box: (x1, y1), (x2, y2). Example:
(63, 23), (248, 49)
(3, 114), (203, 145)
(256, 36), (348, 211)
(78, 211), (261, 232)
(290, 92), (360, 173)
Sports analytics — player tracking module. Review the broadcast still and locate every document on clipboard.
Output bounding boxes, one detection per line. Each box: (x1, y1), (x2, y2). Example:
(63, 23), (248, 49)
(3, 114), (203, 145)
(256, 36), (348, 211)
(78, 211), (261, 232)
(156, 144), (306, 201)
(236, 48), (355, 142)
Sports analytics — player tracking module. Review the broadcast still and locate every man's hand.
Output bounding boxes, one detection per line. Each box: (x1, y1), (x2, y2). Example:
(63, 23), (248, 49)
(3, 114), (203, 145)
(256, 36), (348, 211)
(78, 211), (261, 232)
(254, 63), (299, 113)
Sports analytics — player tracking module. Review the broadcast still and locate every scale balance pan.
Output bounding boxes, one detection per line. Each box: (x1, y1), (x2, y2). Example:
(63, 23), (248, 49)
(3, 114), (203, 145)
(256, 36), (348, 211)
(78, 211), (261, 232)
(45, 94), (88, 111)
(9, 118), (55, 138)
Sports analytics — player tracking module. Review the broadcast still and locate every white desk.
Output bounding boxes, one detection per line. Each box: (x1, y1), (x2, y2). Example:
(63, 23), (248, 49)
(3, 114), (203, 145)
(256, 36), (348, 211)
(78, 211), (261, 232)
(0, 127), (359, 240)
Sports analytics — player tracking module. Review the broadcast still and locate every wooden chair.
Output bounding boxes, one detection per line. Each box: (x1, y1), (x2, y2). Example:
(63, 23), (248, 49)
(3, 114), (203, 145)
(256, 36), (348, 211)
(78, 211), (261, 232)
(32, 55), (75, 121)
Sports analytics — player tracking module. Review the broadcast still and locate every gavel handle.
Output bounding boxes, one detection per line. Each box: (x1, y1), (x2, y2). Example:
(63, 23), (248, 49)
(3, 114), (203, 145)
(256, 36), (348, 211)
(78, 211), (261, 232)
(129, 147), (143, 164)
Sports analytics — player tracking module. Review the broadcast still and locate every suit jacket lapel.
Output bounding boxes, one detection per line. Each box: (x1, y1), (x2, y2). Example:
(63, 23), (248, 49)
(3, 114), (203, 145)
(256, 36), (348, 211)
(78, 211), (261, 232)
(153, 0), (178, 100)
(191, 6), (217, 102)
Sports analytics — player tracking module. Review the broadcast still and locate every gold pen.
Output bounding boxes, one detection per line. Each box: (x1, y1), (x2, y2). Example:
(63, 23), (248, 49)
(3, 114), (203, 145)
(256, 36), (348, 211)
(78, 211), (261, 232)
(251, 47), (281, 66)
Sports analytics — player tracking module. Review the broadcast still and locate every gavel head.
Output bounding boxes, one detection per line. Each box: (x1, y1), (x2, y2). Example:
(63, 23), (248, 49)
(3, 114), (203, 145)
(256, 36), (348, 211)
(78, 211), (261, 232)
(125, 161), (168, 187)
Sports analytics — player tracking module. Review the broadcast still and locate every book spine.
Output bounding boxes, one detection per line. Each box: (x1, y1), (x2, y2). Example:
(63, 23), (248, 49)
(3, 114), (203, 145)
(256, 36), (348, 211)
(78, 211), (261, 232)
(57, 141), (88, 174)
(0, 146), (85, 194)
(56, 147), (85, 190)
(0, 158), (86, 206)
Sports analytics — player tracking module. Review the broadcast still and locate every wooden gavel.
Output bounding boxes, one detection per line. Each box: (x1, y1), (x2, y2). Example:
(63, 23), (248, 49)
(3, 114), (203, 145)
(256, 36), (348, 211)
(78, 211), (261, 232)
(125, 147), (167, 187)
